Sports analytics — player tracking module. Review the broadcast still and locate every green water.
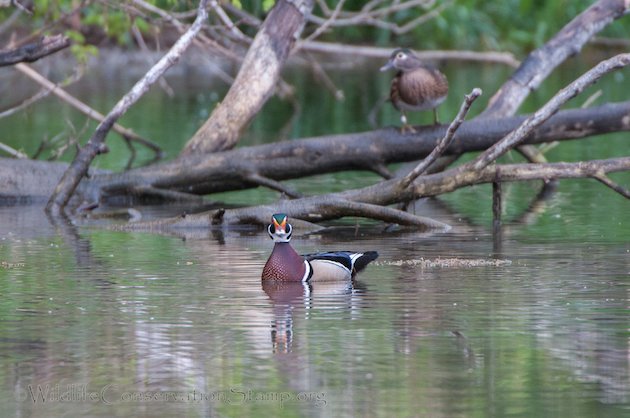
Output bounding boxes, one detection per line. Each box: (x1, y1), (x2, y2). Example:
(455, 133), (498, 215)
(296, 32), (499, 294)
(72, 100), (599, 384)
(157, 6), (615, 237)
(0, 51), (629, 417)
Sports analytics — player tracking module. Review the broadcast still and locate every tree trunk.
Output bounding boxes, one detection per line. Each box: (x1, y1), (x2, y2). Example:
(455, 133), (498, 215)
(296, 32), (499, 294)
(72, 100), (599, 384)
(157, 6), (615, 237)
(91, 101), (630, 201)
(180, 0), (315, 155)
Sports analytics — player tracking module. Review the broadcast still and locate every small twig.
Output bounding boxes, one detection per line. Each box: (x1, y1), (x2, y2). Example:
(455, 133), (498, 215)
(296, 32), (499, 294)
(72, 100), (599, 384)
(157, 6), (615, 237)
(11, 0), (32, 15)
(209, 0), (247, 40)
(15, 63), (162, 156)
(0, 8), (22, 36)
(131, 23), (174, 97)
(0, 141), (28, 158)
(245, 173), (303, 199)
(591, 171), (630, 199)
(46, 0), (210, 216)
(305, 0), (346, 42)
(401, 88), (482, 188)
(471, 53), (630, 171)
(303, 52), (344, 100)
(0, 66), (83, 119)
(132, 0), (240, 65)
(581, 90), (603, 108)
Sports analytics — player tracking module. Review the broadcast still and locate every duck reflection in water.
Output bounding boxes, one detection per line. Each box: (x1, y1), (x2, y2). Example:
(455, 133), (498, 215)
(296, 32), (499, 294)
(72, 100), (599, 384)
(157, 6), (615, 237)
(262, 280), (359, 354)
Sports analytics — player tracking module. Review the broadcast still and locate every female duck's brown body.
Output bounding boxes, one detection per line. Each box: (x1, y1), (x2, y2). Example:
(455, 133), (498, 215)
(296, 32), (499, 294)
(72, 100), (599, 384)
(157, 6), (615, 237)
(381, 48), (448, 130)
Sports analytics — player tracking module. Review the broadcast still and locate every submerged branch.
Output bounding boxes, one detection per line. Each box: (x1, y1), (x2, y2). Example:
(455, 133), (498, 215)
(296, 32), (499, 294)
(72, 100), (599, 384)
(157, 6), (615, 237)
(121, 156), (630, 231)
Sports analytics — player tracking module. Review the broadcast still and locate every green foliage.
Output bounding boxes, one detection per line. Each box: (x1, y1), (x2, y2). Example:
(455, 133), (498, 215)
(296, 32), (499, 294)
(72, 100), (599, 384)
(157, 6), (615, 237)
(262, 0), (275, 12)
(65, 29), (98, 64)
(1, 0), (627, 56)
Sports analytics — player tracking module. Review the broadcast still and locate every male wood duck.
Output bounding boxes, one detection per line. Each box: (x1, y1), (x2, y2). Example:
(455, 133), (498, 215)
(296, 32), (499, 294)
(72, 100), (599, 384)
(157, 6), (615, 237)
(261, 213), (378, 282)
(380, 48), (448, 131)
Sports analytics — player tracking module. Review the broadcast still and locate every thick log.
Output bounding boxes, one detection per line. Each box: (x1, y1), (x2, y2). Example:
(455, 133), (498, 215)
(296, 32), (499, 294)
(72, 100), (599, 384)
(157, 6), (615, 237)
(2, 100), (629, 203)
(91, 101), (630, 200)
(180, 0), (315, 154)
(483, 0), (630, 117)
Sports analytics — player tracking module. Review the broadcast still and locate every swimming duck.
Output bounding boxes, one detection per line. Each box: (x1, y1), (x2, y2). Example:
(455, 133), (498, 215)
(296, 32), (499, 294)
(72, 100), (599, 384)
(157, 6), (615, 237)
(261, 213), (378, 282)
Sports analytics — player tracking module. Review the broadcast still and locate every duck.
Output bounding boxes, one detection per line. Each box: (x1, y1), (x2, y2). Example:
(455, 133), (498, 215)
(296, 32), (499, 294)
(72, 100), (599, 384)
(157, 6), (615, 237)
(380, 48), (448, 132)
(261, 213), (378, 282)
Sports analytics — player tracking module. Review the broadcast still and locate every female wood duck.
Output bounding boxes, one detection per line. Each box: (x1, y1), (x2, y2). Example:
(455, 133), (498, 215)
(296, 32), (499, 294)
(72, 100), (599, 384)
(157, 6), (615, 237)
(262, 213), (378, 282)
(380, 48), (449, 131)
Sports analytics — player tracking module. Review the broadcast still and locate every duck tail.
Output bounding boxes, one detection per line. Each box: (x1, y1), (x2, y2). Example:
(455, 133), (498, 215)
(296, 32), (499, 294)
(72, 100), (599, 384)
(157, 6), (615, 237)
(352, 251), (379, 274)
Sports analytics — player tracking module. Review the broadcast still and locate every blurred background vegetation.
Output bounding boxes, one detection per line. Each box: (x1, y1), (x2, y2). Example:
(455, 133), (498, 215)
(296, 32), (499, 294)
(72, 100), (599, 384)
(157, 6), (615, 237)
(2, 0), (627, 58)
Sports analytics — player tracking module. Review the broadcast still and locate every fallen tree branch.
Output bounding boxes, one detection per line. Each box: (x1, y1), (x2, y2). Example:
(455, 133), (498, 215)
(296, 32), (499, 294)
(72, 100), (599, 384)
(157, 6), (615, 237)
(45, 0), (209, 216)
(180, 0), (315, 154)
(298, 40), (520, 67)
(122, 157), (630, 231)
(15, 63), (161, 157)
(4, 100), (628, 202)
(401, 88), (482, 188)
(482, 0), (630, 117)
(88, 100), (630, 201)
(472, 53), (630, 171)
(0, 34), (70, 66)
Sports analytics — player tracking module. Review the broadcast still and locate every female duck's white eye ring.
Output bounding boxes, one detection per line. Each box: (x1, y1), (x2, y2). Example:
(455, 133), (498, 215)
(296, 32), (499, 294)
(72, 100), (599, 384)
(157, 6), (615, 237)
(396, 52), (406, 60)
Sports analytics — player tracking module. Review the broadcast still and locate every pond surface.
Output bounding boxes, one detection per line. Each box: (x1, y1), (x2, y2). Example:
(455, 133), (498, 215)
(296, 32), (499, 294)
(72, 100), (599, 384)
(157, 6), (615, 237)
(1, 50), (630, 417)
(0, 203), (628, 417)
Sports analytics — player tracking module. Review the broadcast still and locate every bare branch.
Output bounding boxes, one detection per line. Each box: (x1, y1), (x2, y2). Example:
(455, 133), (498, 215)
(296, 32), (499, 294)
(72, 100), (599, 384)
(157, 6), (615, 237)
(209, 0), (247, 40)
(15, 63), (161, 156)
(121, 157), (630, 231)
(181, 0), (315, 154)
(0, 35), (70, 66)
(305, 0), (346, 42)
(471, 53), (630, 171)
(298, 41), (520, 67)
(401, 88), (482, 188)
(0, 141), (28, 159)
(591, 171), (630, 199)
(46, 0), (210, 216)
(483, 0), (630, 117)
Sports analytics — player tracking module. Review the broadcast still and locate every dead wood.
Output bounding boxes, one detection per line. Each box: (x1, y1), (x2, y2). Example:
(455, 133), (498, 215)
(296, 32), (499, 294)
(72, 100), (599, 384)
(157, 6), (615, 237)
(45, 0), (209, 217)
(299, 41), (520, 67)
(120, 155), (630, 232)
(118, 54), (630, 231)
(3, 98), (628, 206)
(180, 0), (315, 155)
(86, 99), (630, 201)
(0, 35), (70, 66)
(14, 63), (162, 158)
(479, 0), (629, 165)
(483, 0), (629, 117)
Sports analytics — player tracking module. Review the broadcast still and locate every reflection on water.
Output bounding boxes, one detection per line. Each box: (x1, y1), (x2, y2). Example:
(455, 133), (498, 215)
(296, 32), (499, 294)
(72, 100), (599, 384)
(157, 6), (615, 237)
(1, 52), (630, 417)
(0, 199), (628, 417)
